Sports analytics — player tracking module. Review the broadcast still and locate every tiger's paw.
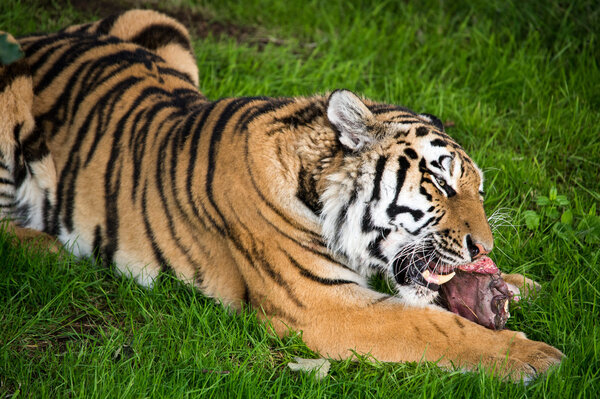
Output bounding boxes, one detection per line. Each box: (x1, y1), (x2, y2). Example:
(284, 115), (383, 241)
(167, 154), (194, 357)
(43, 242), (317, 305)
(3, 222), (64, 254)
(501, 273), (541, 302)
(483, 331), (564, 382)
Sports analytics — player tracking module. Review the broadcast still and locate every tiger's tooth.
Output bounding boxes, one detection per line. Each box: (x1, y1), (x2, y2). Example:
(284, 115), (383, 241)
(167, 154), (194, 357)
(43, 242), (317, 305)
(421, 269), (433, 283)
(420, 270), (456, 285)
(436, 271), (456, 285)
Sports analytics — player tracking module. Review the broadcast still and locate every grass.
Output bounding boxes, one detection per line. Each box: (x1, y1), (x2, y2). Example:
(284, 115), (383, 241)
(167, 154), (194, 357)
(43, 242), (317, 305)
(1, 0), (599, 397)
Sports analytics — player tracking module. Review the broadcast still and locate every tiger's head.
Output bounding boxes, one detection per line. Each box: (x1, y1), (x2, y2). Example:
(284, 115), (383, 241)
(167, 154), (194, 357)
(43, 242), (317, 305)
(319, 90), (493, 305)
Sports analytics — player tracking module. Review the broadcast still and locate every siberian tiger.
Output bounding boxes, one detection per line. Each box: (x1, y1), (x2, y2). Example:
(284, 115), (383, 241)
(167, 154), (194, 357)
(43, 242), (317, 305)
(0, 10), (562, 380)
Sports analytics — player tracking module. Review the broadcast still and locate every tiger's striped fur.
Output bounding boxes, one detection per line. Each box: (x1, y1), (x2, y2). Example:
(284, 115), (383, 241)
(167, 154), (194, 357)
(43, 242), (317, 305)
(0, 10), (562, 380)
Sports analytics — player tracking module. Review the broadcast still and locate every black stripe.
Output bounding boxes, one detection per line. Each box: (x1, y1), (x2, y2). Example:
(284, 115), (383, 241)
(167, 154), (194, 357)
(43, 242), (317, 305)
(419, 113), (444, 131)
(392, 118), (420, 124)
(386, 156), (410, 216)
(92, 224), (103, 260)
(444, 184), (457, 198)
(419, 158), (432, 174)
(296, 166), (321, 214)
(0, 61), (29, 93)
(42, 190), (52, 233)
(367, 228), (391, 262)
(156, 66), (196, 86)
(430, 139), (448, 147)
(257, 255), (304, 308)
(430, 320), (449, 338)
(103, 156), (121, 265)
(22, 127), (50, 163)
(404, 148), (418, 159)
(130, 24), (192, 52)
(285, 250), (357, 286)
(369, 104), (414, 115)
(454, 317), (466, 329)
(242, 283), (250, 304)
(96, 14), (119, 35)
(141, 182), (169, 271)
(406, 215), (437, 236)
(419, 186), (432, 201)
(361, 206), (374, 233)
(371, 155), (388, 201)
(333, 188), (358, 247)
(387, 205), (424, 221)
(260, 300), (299, 326)
(371, 295), (393, 305)
(269, 100), (325, 135)
(235, 98), (292, 132)
(416, 126), (429, 136)
(438, 154), (452, 169)
(129, 108), (151, 201)
(12, 123), (28, 188)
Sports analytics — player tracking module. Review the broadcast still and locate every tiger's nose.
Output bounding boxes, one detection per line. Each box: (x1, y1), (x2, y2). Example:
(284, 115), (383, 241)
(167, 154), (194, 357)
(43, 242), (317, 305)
(466, 234), (489, 260)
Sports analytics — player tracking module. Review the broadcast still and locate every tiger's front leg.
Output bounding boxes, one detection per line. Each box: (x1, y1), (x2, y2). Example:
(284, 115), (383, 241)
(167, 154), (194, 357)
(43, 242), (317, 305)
(265, 284), (563, 381)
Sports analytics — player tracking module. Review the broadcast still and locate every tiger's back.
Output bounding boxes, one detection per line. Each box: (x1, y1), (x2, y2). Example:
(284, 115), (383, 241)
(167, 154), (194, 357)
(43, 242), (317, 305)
(0, 10), (563, 381)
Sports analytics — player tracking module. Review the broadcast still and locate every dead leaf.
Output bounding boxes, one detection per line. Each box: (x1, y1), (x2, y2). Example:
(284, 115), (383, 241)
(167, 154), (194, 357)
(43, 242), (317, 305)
(287, 357), (330, 380)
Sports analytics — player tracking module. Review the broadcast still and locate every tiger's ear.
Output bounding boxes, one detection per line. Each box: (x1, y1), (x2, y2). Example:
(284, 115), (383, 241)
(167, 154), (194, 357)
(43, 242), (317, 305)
(327, 89), (377, 152)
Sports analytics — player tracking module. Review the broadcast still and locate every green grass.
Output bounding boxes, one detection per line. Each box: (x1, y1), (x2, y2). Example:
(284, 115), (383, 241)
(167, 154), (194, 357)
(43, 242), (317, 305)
(1, 0), (599, 397)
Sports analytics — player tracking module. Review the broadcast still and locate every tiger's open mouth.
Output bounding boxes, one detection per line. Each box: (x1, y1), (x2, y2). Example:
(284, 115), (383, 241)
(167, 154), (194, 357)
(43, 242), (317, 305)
(393, 252), (499, 291)
(393, 253), (455, 291)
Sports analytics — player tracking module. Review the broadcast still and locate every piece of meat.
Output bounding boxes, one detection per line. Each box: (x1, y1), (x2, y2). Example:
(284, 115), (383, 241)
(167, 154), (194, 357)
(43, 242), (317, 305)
(438, 269), (513, 330)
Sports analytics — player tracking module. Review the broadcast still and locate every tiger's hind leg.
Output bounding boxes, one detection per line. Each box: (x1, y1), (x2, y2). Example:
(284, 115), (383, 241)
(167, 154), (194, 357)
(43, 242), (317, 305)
(0, 33), (58, 245)
(62, 9), (200, 88)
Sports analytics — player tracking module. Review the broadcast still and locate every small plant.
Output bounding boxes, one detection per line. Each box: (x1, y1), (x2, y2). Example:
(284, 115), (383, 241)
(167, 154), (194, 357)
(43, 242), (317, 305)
(523, 187), (600, 246)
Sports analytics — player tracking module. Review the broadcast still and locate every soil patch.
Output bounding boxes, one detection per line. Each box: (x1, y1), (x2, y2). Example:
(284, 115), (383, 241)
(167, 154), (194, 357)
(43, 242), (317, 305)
(55, 0), (257, 43)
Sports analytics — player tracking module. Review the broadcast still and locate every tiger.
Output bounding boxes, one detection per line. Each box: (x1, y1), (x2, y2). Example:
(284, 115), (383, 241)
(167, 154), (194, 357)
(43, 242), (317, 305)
(0, 9), (562, 380)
